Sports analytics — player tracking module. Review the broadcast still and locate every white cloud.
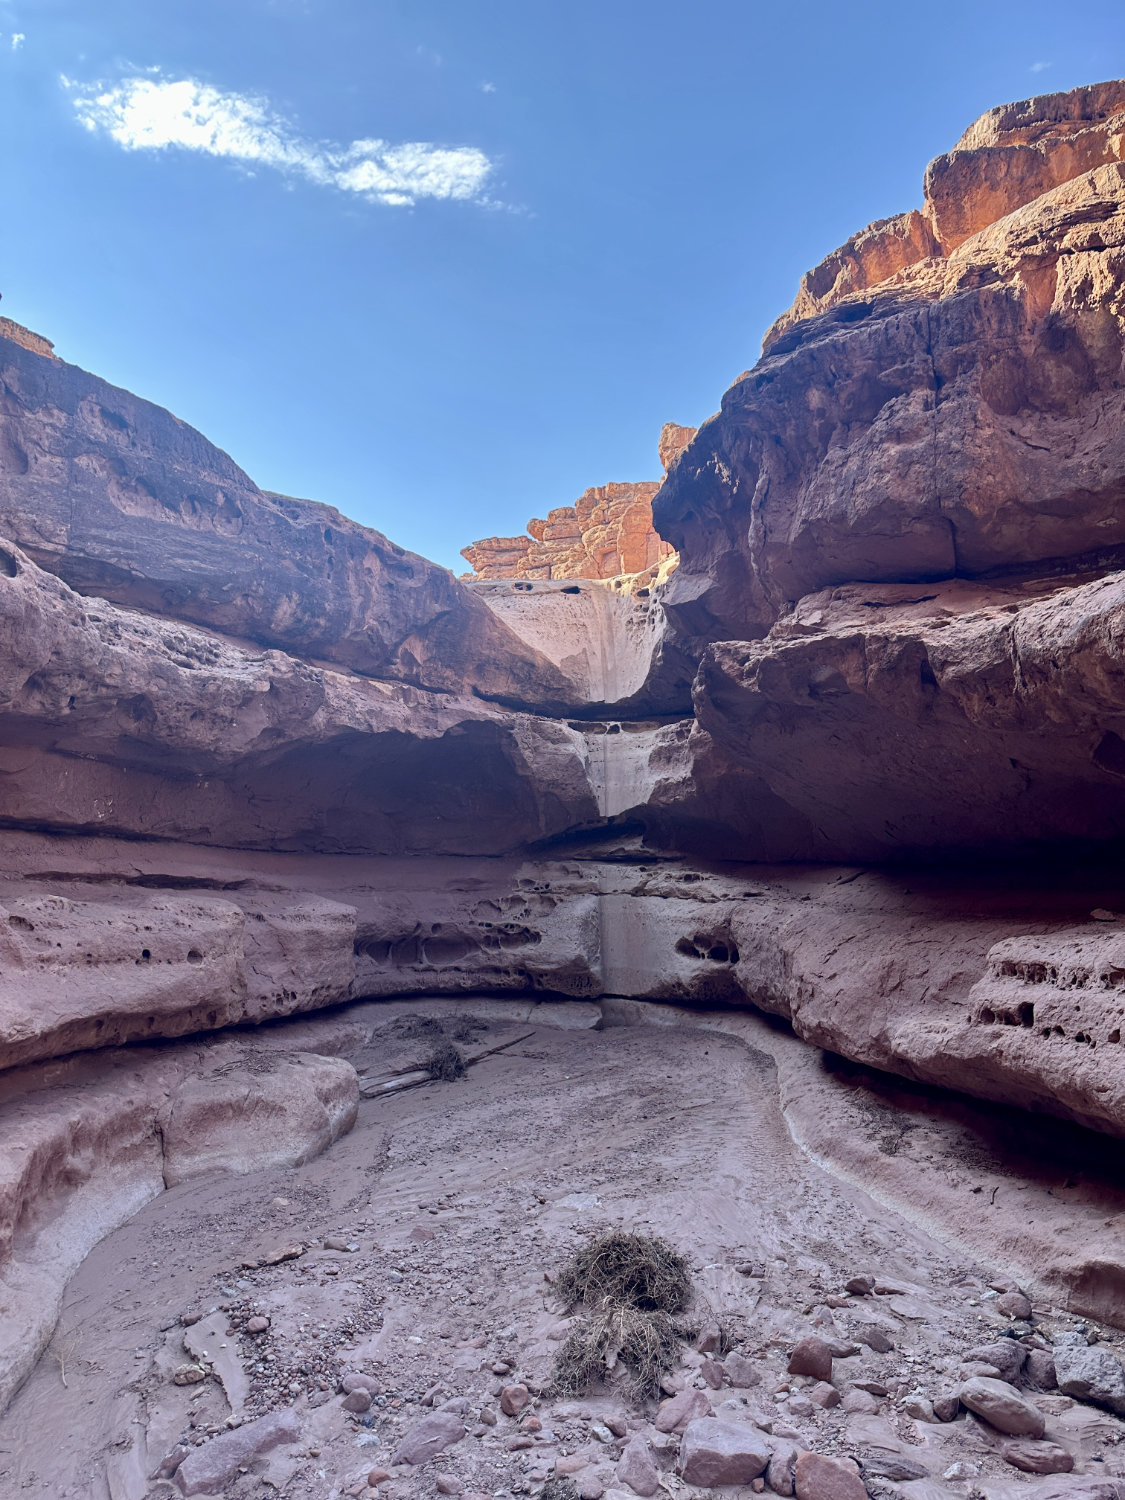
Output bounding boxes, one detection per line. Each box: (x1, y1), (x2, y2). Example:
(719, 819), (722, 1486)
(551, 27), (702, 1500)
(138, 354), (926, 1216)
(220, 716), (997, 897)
(8, 33), (24, 50)
(64, 72), (494, 207)
(480, 81), (496, 94)
(1030, 60), (1052, 73)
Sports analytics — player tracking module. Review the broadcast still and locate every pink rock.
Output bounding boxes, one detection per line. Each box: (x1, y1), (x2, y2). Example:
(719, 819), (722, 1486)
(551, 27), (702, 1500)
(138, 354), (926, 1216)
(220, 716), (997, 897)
(787, 1337), (833, 1383)
(654, 1387), (713, 1433)
(616, 1436), (660, 1496)
(679, 1418), (772, 1486)
(342, 1389), (372, 1412)
(390, 1402), (467, 1465)
(500, 1383), (530, 1417)
(807, 1381), (840, 1409)
(958, 1376), (1045, 1437)
(793, 1452), (868, 1500)
(724, 1352), (760, 1388)
(174, 1407), (301, 1494)
(1001, 1438), (1074, 1474)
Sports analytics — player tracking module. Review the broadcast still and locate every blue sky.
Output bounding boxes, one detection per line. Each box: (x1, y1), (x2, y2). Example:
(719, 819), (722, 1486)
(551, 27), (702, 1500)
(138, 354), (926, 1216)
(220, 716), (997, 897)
(2, 1), (1123, 571)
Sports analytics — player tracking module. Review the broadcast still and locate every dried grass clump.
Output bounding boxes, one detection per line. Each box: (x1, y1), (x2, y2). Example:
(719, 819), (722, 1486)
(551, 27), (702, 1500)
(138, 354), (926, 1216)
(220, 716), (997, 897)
(424, 1041), (466, 1081)
(554, 1231), (692, 1314)
(548, 1231), (695, 1400)
(550, 1304), (683, 1400)
(538, 1479), (579, 1500)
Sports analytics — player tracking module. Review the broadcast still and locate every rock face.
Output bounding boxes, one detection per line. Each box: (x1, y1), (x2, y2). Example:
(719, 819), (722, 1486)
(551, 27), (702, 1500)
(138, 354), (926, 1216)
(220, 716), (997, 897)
(0, 332), (568, 708)
(649, 80), (1125, 863)
(460, 422), (693, 581)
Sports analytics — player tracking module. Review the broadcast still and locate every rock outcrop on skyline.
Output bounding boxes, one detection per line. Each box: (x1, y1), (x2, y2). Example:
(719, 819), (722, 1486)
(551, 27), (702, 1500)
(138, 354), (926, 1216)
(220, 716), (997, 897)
(5, 80), (1125, 1423)
(460, 421), (693, 581)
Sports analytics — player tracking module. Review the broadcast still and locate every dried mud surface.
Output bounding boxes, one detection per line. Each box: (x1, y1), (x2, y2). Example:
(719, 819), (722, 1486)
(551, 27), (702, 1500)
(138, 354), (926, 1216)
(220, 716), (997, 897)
(3, 1005), (1124, 1500)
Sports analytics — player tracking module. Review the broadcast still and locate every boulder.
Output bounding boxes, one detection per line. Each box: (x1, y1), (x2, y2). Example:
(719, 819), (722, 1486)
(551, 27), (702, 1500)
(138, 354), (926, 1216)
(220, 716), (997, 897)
(958, 1376), (1046, 1436)
(678, 1417), (772, 1486)
(1053, 1342), (1125, 1412)
(173, 1407), (301, 1494)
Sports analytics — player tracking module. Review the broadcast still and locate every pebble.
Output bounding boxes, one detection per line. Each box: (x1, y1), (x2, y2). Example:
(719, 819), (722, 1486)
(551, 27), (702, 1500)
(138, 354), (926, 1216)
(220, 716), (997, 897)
(964, 1339), (1025, 1382)
(342, 1391), (372, 1413)
(366, 1468), (391, 1486)
(342, 1372), (382, 1395)
(844, 1276), (875, 1296)
(958, 1376), (1046, 1436)
(1001, 1438), (1075, 1473)
(245, 1316), (269, 1334)
(173, 1364), (207, 1385)
(787, 1337), (833, 1383)
(696, 1322), (722, 1354)
(808, 1382), (840, 1409)
(435, 1479), (463, 1496)
(902, 1395), (935, 1422)
(701, 1358), (725, 1389)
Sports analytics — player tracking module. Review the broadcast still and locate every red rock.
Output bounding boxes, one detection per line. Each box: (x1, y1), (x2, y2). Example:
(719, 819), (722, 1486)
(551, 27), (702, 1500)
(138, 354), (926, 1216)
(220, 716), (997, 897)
(499, 1382), (530, 1416)
(793, 1452), (867, 1500)
(678, 1417), (771, 1486)
(174, 1407), (301, 1494)
(461, 422), (693, 582)
(1001, 1438), (1074, 1474)
(389, 1402), (467, 1464)
(958, 1376), (1046, 1436)
(616, 1435), (660, 1496)
(786, 1337), (833, 1382)
(654, 1387), (712, 1433)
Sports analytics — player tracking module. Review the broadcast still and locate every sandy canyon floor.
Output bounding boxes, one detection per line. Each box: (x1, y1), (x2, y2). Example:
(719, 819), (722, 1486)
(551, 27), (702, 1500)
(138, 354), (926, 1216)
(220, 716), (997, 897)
(2, 1002), (1125, 1500)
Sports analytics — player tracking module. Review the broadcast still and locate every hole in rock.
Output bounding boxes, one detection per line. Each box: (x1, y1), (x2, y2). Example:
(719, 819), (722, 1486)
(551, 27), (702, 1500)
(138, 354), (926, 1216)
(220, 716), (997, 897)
(0, 549), (17, 577)
(186, 949), (203, 965)
(561, 585), (581, 594)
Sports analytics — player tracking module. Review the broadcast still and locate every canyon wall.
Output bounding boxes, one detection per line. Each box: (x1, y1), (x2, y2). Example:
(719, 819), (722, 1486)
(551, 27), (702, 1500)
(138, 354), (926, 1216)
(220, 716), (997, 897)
(460, 421), (694, 581)
(4, 79), (1125, 1401)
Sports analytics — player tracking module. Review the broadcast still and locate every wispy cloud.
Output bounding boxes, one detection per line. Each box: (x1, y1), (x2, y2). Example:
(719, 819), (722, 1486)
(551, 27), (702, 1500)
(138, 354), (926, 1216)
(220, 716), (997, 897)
(64, 72), (494, 207)
(1030, 60), (1052, 73)
(11, 32), (24, 50)
(480, 81), (496, 94)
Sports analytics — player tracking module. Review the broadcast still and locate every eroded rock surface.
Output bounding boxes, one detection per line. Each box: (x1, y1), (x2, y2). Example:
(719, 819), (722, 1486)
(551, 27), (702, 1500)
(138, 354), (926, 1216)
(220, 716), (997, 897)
(461, 422), (693, 582)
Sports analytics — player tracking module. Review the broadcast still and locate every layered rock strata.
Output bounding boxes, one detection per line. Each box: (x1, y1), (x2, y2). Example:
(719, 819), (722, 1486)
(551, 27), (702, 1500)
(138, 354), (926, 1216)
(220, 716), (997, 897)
(460, 421), (693, 581)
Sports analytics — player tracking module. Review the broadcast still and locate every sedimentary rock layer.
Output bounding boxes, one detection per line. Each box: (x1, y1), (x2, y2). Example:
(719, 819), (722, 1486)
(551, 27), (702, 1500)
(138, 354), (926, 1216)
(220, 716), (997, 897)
(461, 422), (693, 581)
(0, 538), (600, 852)
(0, 330), (568, 707)
(654, 92), (1125, 648)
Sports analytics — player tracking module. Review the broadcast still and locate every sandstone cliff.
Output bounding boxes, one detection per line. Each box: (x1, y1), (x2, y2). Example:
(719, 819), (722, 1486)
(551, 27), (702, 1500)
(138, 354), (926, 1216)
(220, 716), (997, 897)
(460, 421), (694, 581)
